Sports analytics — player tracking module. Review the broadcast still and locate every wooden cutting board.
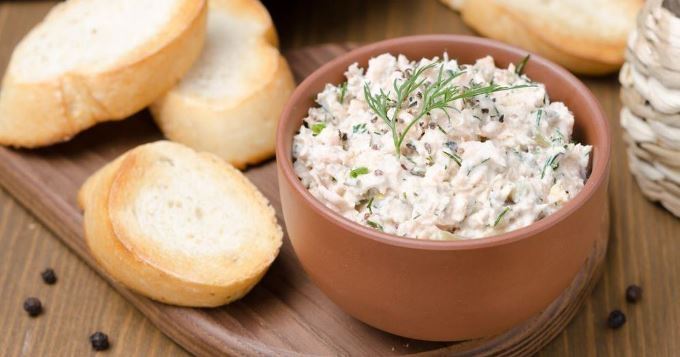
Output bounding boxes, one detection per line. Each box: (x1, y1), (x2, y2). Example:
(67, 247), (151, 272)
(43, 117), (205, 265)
(0, 44), (606, 356)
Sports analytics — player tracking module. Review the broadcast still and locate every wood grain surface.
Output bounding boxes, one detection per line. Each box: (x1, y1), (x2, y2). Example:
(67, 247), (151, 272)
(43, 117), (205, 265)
(0, 38), (609, 356)
(0, 0), (677, 356)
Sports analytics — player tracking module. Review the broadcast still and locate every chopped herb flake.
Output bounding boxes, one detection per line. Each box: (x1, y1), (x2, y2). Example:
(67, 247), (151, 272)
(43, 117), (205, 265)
(535, 109), (543, 128)
(338, 81), (348, 103)
(494, 207), (511, 227)
(467, 158), (490, 176)
(311, 123), (326, 136)
(515, 54), (531, 75)
(352, 123), (367, 133)
(350, 167), (369, 178)
(443, 150), (462, 166)
(552, 129), (565, 143)
(366, 220), (383, 231)
(426, 155), (434, 165)
(541, 153), (562, 179)
(367, 197), (374, 213)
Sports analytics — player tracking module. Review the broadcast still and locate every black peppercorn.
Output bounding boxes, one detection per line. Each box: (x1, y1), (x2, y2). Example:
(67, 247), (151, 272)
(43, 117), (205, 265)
(626, 285), (642, 303)
(23, 297), (42, 317)
(41, 268), (57, 285)
(89, 332), (110, 351)
(607, 310), (626, 329)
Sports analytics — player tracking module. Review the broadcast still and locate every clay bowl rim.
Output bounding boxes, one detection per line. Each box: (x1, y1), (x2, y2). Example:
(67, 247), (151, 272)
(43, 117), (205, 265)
(276, 34), (611, 251)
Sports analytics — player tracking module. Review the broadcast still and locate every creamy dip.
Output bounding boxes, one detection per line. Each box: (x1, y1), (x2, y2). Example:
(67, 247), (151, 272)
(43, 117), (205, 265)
(292, 54), (591, 240)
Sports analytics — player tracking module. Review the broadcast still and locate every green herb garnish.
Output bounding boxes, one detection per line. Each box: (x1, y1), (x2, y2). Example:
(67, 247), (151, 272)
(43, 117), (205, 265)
(494, 207), (511, 227)
(367, 197), (374, 214)
(338, 81), (348, 103)
(363, 61), (532, 157)
(352, 123), (367, 133)
(443, 150), (462, 166)
(540, 153), (562, 179)
(366, 220), (383, 231)
(311, 123), (326, 136)
(467, 158), (490, 176)
(515, 54), (530, 75)
(350, 167), (369, 178)
(535, 109), (543, 128)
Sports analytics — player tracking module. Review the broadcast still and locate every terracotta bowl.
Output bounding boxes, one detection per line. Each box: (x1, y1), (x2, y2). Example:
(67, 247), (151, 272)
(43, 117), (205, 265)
(276, 35), (611, 341)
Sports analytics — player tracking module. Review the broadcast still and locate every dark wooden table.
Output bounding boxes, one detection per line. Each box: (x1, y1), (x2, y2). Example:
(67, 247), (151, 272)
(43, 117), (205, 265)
(0, 1), (678, 355)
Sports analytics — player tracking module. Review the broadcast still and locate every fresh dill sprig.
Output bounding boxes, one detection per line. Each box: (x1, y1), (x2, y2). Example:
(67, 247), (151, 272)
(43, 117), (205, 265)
(494, 207), (511, 227)
(364, 62), (438, 156)
(363, 60), (533, 157)
(515, 54), (531, 75)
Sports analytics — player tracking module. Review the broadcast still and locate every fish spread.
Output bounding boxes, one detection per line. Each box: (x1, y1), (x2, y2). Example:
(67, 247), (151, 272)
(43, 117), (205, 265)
(292, 54), (591, 240)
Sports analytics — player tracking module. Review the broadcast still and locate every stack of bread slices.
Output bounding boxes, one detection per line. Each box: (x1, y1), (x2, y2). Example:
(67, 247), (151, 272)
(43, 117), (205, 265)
(620, 0), (680, 217)
(0, 0), (292, 306)
(0, 0), (294, 168)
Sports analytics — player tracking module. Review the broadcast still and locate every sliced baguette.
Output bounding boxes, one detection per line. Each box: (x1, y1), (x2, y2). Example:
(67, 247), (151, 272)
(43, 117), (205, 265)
(0, 0), (207, 148)
(78, 141), (282, 307)
(460, 0), (642, 75)
(150, 0), (295, 169)
(439, 0), (466, 11)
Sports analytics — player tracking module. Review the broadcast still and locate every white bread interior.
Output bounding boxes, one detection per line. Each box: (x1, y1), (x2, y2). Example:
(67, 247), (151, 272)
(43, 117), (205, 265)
(78, 141), (282, 307)
(151, 0), (295, 169)
(458, 0), (642, 75)
(0, 0), (207, 147)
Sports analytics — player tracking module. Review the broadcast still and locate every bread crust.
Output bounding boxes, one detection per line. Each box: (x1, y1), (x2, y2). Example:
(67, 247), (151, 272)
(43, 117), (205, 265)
(497, 1), (640, 65)
(79, 141), (282, 307)
(150, 0), (295, 169)
(151, 56), (295, 169)
(0, 0), (208, 148)
(461, 0), (629, 75)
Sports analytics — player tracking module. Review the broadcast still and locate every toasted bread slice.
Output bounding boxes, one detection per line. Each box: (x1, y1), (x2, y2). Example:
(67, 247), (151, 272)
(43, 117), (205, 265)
(439, 0), (466, 11)
(460, 0), (642, 75)
(78, 141), (282, 307)
(150, 0), (295, 169)
(497, 0), (641, 64)
(0, 0), (207, 148)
